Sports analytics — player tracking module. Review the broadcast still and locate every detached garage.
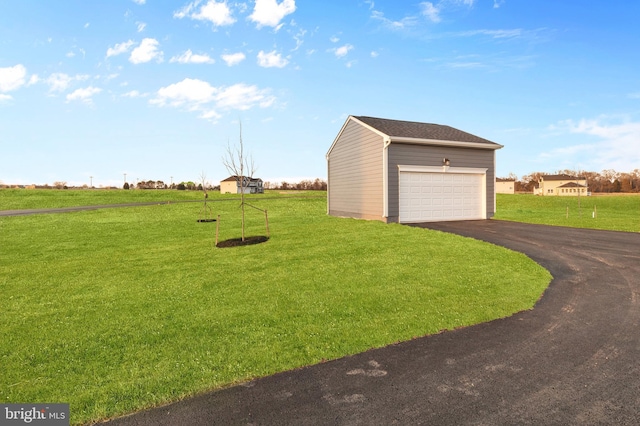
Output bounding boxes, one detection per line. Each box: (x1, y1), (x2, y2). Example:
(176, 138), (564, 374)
(326, 116), (503, 223)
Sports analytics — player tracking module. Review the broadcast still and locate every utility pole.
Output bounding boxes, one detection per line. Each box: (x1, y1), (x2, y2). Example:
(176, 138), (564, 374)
(124, 173), (127, 184)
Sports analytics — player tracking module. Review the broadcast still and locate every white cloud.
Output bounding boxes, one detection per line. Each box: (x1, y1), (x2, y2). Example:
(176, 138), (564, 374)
(548, 117), (640, 172)
(216, 83), (275, 110)
(174, 1), (236, 27)
(221, 52), (246, 66)
(0, 65), (27, 93)
(151, 78), (217, 107)
(44, 73), (90, 94)
(332, 44), (353, 58)
(66, 86), (102, 104)
(137, 22), (146, 32)
(371, 51), (379, 58)
(122, 90), (147, 98)
(249, 0), (296, 28)
(628, 92), (640, 99)
(106, 40), (135, 58)
(0, 94), (13, 102)
(170, 49), (215, 64)
(456, 29), (524, 39)
(150, 78), (275, 121)
(46, 73), (75, 92)
(257, 50), (289, 68)
(132, 0), (146, 4)
(130, 38), (163, 64)
(199, 109), (222, 120)
(493, 0), (505, 8)
(420, 2), (441, 23)
(373, 1), (477, 30)
(370, 10), (418, 31)
(292, 28), (306, 51)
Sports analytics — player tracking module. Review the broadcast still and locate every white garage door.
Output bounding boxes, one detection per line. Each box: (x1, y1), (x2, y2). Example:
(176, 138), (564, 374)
(399, 171), (484, 223)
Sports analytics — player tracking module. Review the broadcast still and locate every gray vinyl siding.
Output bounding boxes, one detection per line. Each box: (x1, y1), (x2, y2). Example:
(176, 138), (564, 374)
(328, 120), (384, 220)
(387, 143), (496, 222)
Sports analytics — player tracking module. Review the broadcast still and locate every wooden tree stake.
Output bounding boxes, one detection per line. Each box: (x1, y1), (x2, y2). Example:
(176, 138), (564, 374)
(264, 209), (270, 238)
(215, 215), (220, 246)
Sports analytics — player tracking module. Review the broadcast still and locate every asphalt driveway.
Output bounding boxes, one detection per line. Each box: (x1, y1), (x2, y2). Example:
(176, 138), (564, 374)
(103, 220), (640, 425)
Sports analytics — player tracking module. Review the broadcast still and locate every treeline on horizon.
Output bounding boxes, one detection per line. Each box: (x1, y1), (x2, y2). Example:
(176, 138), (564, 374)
(135, 178), (327, 191)
(500, 169), (640, 193)
(5, 178), (328, 191)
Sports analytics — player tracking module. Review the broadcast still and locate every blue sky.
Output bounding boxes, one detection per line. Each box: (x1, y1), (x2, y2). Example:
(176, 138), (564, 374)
(1, 0), (639, 187)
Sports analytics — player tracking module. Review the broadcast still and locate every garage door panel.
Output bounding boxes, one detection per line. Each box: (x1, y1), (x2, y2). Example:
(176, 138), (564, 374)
(399, 171), (484, 223)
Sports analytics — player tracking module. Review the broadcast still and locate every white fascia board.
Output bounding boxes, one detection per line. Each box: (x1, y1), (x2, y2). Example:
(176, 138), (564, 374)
(390, 136), (503, 150)
(326, 116), (354, 159)
(350, 116), (390, 139)
(398, 165), (488, 175)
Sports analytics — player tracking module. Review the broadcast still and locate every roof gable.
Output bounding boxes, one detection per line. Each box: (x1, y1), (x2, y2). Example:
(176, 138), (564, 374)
(557, 182), (587, 188)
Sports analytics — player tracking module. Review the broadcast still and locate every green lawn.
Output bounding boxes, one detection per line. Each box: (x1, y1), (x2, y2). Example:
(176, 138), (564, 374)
(495, 193), (640, 232)
(0, 192), (551, 425)
(0, 188), (305, 210)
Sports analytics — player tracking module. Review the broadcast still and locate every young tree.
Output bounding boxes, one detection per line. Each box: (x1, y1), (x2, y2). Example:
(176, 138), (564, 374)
(222, 122), (256, 242)
(199, 171), (212, 221)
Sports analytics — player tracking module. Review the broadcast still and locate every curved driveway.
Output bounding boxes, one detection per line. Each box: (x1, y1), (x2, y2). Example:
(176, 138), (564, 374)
(106, 220), (640, 425)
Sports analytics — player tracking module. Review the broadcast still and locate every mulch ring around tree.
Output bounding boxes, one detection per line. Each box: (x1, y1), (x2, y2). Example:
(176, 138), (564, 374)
(216, 236), (269, 248)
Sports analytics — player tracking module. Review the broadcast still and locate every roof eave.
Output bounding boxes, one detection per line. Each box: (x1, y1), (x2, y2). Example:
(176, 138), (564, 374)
(389, 136), (503, 150)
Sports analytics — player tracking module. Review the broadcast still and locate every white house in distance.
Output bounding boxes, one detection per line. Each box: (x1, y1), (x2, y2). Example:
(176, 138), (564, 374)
(535, 174), (588, 196)
(220, 176), (264, 194)
(496, 178), (516, 194)
(327, 115), (503, 223)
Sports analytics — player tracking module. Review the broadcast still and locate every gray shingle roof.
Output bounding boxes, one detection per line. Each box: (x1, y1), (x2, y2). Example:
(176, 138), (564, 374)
(221, 175), (262, 182)
(353, 116), (499, 146)
(540, 174), (583, 181)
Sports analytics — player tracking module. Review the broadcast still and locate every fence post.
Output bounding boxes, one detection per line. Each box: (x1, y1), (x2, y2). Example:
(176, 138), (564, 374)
(264, 210), (270, 238)
(215, 215), (220, 246)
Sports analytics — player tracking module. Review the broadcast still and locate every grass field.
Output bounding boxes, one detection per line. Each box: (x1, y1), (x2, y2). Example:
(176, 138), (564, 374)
(0, 188), (283, 210)
(495, 193), (640, 232)
(0, 190), (551, 425)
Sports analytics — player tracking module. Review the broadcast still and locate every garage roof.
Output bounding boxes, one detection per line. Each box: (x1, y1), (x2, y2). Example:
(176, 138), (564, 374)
(353, 116), (502, 149)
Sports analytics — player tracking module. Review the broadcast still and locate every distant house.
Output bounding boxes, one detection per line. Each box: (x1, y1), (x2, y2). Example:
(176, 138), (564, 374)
(535, 174), (588, 196)
(496, 178), (515, 194)
(220, 176), (264, 194)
